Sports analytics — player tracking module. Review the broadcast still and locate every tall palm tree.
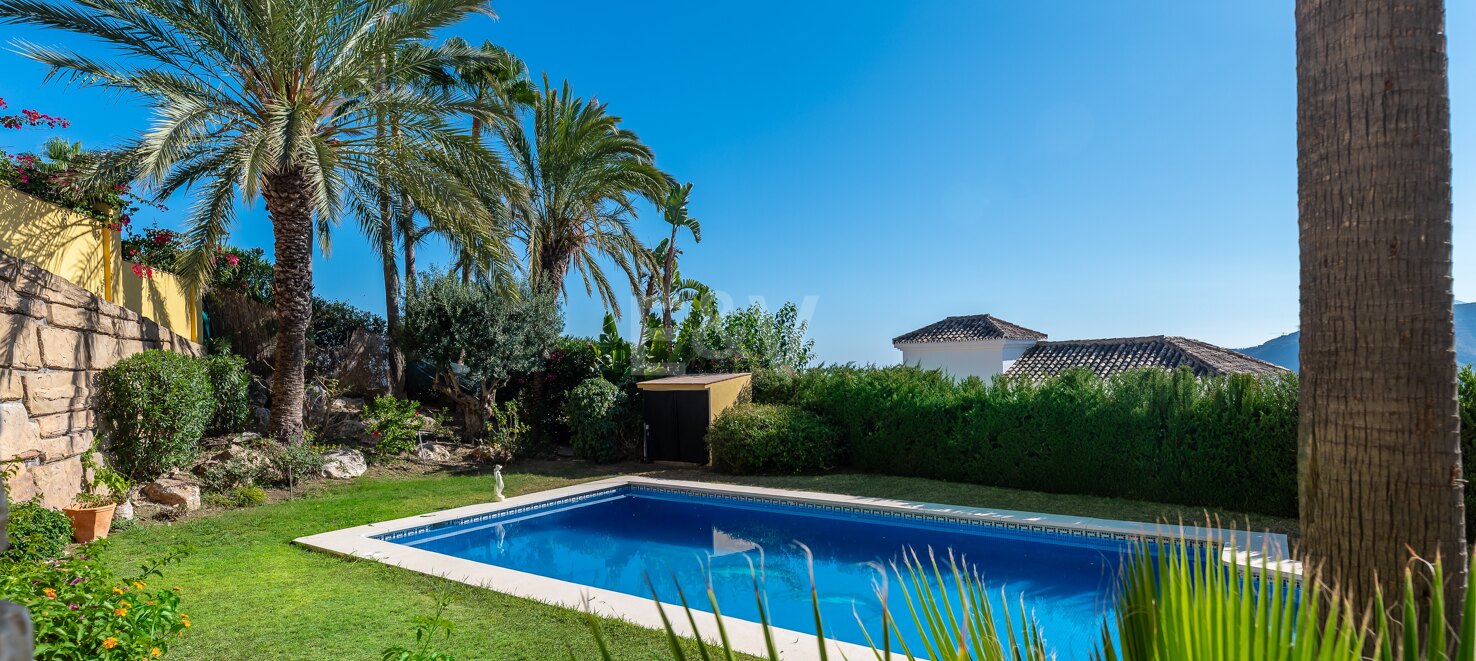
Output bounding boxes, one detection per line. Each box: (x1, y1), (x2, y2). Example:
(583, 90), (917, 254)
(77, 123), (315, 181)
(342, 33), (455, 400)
(0, 0), (503, 442)
(656, 182), (700, 339)
(352, 41), (515, 396)
(1296, 0), (1465, 617)
(500, 79), (670, 317)
(438, 38), (532, 286)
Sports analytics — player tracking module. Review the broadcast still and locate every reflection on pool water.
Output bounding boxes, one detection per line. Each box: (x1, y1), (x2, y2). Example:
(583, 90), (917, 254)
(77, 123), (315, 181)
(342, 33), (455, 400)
(382, 487), (1128, 658)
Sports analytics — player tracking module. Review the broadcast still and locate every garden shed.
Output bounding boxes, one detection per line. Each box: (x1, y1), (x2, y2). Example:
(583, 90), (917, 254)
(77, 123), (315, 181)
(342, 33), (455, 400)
(637, 373), (752, 464)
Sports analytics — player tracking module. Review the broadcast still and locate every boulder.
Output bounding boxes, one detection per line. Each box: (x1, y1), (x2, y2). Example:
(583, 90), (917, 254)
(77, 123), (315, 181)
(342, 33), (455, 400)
(303, 384), (330, 429)
(142, 473), (201, 511)
(414, 442), (452, 463)
(321, 449), (366, 479)
(252, 406), (270, 432)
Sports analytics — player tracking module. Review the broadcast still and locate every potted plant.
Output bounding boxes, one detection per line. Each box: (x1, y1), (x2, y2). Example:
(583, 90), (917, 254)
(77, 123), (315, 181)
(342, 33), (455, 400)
(62, 450), (131, 543)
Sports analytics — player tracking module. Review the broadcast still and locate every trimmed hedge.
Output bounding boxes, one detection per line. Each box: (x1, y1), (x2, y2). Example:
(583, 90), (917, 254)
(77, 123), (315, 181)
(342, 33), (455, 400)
(566, 378), (623, 463)
(96, 350), (215, 480)
(788, 365), (1300, 517)
(709, 403), (839, 474)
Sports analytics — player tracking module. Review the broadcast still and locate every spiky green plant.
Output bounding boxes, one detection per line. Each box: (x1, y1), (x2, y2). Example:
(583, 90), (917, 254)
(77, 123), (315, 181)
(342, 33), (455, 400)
(583, 539), (1476, 661)
(579, 546), (1050, 661)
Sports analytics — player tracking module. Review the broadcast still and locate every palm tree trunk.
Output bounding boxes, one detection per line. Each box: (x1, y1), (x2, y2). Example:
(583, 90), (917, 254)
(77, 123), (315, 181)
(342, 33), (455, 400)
(400, 200), (417, 298)
(1296, 0), (1464, 619)
(261, 166), (315, 444)
(662, 225), (677, 339)
(380, 197), (406, 397)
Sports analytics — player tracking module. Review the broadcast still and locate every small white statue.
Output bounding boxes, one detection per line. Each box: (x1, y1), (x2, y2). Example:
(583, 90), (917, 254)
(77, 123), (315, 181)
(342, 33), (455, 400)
(493, 464), (505, 501)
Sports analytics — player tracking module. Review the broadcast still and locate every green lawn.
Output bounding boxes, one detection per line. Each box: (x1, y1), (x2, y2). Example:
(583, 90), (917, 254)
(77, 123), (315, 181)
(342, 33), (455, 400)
(100, 461), (1298, 660)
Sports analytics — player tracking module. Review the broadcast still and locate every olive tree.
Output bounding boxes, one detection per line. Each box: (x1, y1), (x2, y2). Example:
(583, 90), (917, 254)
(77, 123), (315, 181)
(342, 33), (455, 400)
(402, 271), (561, 438)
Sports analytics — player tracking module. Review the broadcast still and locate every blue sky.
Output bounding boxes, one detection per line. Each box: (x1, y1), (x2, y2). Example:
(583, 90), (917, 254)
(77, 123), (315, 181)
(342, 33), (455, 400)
(1, 1), (1472, 365)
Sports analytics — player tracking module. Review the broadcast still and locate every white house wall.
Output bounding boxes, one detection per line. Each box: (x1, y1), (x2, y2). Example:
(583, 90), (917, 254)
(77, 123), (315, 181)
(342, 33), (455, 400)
(897, 340), (1008, 381)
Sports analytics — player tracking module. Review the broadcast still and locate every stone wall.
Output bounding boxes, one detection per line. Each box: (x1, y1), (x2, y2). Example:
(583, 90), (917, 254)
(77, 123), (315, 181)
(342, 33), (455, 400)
(1, 248), (202, 508)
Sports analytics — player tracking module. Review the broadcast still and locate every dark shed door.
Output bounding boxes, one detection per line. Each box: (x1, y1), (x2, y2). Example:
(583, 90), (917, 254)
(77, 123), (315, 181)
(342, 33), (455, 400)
(643, 390), (711, 463)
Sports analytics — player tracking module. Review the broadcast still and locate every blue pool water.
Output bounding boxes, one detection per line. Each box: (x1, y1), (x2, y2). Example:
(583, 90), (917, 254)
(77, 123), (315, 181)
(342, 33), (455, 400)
(382, 487), (1129, 658)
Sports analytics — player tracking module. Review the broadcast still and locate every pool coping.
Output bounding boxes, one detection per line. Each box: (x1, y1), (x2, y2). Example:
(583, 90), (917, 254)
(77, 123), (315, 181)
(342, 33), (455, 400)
(293, 476), (1298, 659)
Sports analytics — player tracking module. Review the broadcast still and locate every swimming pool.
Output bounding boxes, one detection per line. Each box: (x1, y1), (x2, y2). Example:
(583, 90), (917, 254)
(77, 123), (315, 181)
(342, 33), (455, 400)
(296, 477), (1290, 659)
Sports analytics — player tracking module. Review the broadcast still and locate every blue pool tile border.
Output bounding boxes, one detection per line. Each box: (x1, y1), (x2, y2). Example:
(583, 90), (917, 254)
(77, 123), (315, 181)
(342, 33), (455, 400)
(373, 481), (1227, 550)
(373, 486), (626, 542)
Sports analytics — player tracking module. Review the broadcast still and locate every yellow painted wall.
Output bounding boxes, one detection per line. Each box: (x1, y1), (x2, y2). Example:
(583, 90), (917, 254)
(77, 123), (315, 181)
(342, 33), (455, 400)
(705, 374), (752, 423)
(118, 268), (199, 342)
(0, 186), (200, 341)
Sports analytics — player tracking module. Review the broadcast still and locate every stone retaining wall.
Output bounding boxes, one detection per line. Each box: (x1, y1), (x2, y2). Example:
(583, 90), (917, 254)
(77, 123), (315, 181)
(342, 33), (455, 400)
(1, 248), (202, 508)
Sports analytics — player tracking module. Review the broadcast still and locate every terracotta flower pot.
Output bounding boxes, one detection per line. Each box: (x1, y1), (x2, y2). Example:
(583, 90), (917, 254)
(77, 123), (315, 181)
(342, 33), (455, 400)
(61, 503), (117, 543)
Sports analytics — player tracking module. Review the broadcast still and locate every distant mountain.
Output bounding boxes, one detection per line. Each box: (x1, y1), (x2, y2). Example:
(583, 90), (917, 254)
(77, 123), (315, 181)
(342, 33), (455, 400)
(1238, 302), (1476, 371)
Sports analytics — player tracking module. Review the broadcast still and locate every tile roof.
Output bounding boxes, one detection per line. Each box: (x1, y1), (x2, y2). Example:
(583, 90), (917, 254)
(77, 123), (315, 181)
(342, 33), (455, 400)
(1005, 336), (1289, 380)
(893, 315), (1047, 344)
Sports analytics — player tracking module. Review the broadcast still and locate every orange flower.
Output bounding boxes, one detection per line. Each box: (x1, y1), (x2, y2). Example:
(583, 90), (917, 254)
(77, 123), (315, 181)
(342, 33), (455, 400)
(120, 601), (131, 608)
(102, 638), (118, 649)
(112, 586), (124, 595)
(132, 581), (146, 590)
(150, 647), (161, 657)
(181, 619), (191, 628)
(42, 588), (56, 599)
(114, 607), (128, 617)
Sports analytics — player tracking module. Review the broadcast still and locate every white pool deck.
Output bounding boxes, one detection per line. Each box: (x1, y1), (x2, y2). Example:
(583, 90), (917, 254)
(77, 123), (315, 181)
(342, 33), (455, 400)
(294, 476), (1300, 660)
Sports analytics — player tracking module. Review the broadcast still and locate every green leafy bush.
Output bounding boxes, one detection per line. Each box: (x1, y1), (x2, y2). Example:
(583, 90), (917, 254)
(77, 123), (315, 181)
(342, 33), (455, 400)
(202, 353), (251, 434)
(565, 378), (623, 463)
(264, 443), (326, 486)
(708, 404), (839, 474)
(749, 368), (800, 405)
(677, 301), (814, 373)
(310, 296), (386, 349)
(96, 350), (214, 480)
(2, 548), (192, 660)
(204, 485), (266, 509)
(363, 395), (423, 455)
(2, 499), (73, 562)
(483, 400), (530, 458)
(511, 336), (600, 450)
(787, 365), (1300, 517)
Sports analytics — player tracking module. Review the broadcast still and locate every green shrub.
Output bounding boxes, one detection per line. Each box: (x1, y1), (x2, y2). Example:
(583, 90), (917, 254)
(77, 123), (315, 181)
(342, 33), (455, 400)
(750, 368), (800, 405)
(362, 395), (423, 455)
(264, 443), (327, 486)
(483, 400), (531, 458)
(789, 365), (1301, 517)
(205, 485), (266, 509)
(2, 500), (73, 562)
(96, 350), (214, 480)
(708, 404), (839, 474)
(203, 353), (251, 434)
(513, 336), (600, 450)
(199, 457), (266, 493)
(309, 296), (386, 349)
(565, 378), (623, 463)
(2, 548), (192, 660)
